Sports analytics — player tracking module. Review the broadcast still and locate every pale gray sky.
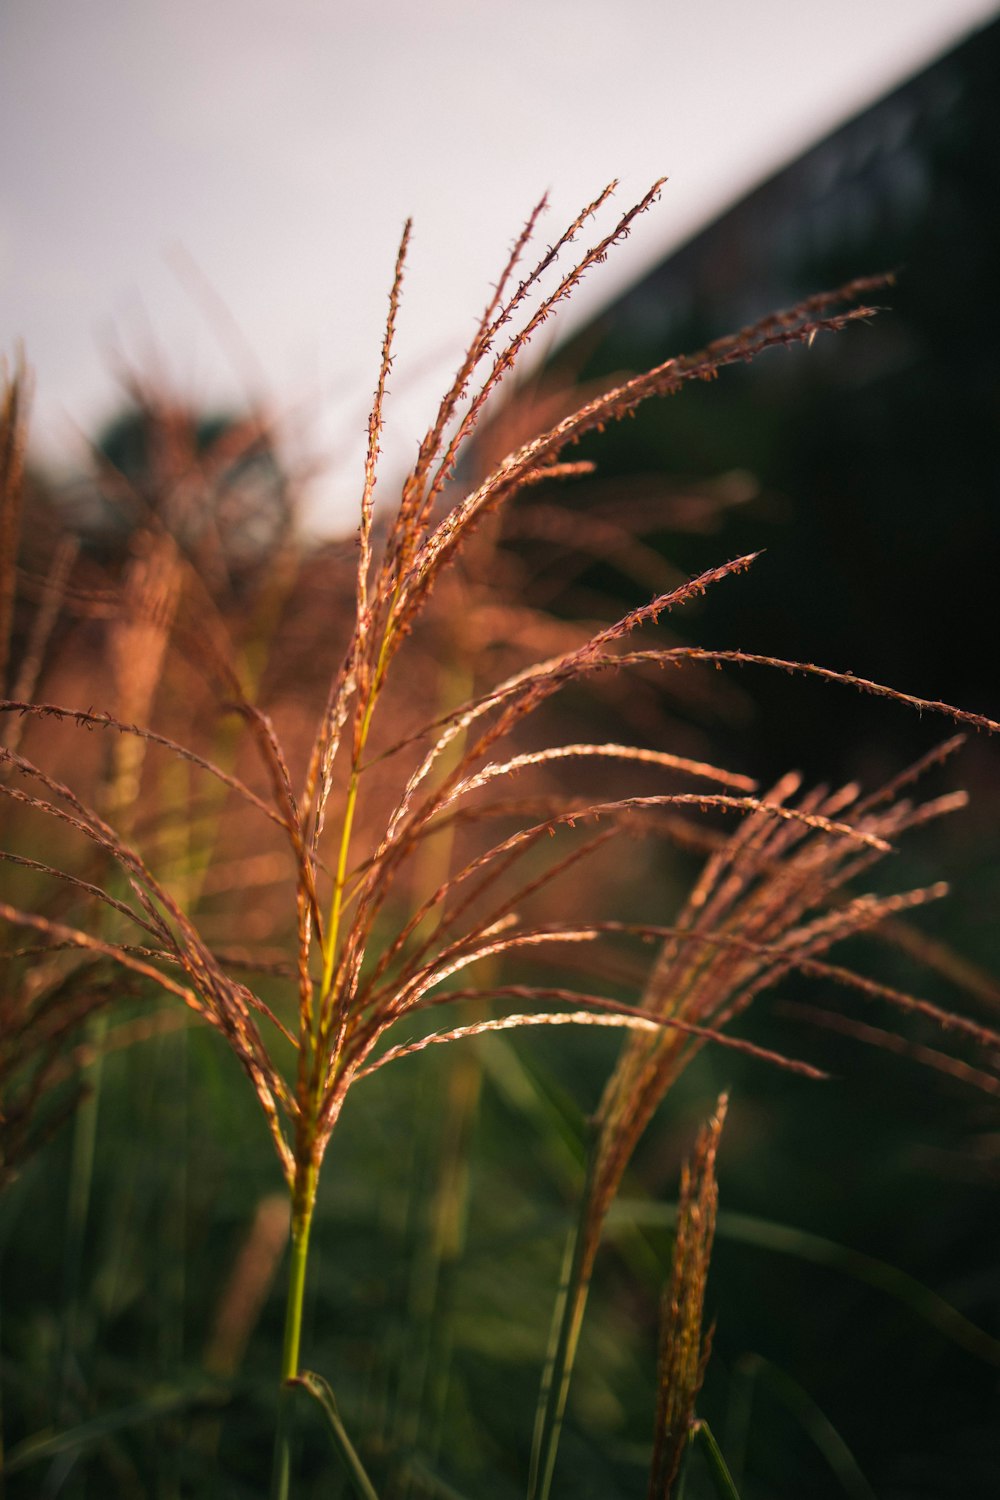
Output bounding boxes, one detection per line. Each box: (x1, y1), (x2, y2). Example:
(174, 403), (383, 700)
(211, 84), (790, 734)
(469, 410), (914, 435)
(1, 0), (996, 529)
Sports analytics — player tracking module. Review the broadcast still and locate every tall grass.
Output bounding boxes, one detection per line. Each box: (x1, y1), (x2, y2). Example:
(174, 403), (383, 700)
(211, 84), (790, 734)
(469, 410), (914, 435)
(2, 183), (999, 1496)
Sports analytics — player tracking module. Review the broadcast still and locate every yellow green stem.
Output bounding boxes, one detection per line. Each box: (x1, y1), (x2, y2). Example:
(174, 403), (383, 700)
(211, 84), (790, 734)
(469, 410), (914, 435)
(271, 1157), (319, 1500)
(320, 768), (362, 1008)
(318, 616), (396, 1033)
(280, 609), (397, 1494)
(280, 1171), (318, 1382)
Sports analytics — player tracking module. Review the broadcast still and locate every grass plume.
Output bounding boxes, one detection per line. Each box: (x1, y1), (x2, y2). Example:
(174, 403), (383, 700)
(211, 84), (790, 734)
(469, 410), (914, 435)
(649, 1094), (727, 1500)
(1, 183), (998, 1495)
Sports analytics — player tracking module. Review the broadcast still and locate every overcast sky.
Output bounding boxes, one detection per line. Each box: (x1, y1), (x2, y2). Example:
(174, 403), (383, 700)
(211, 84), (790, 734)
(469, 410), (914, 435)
(2, 0), (996, 530)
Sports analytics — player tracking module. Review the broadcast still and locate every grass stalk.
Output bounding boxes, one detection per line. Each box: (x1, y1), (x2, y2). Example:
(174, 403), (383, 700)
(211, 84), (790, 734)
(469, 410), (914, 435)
(527, 1134), (598, 1500)
(271, 1155), (319, 1500)
(293, 1371), (381, 1500)
(690, 1421), (741, 1500)
(319, 613), (396, 1025)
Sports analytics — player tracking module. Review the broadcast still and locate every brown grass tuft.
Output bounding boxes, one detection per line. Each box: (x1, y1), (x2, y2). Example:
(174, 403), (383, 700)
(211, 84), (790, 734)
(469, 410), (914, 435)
(648, 1094), (727, 1500)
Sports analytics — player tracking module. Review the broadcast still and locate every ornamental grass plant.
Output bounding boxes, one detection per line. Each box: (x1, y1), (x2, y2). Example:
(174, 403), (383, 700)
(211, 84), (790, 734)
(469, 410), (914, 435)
(2, 182), (999, 1497)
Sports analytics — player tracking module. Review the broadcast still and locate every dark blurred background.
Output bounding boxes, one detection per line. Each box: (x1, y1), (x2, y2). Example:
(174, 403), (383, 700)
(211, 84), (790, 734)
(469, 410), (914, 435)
(551, 17), (999, 784)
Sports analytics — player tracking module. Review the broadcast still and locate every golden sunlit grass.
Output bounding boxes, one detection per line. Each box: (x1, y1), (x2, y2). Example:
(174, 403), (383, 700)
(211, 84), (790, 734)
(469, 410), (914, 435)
(2, 182), (999, 1497)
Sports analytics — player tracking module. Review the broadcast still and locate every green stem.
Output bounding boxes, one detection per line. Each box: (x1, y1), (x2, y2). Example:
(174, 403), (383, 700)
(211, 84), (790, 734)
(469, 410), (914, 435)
(271, 1159), (319, 1500)
(293, 1371), (381, 1500)
(320, 767), (362, 1005)
(527, 1141), (598, 1500)
(319, 616), (397, 1015)
(691, 1420), (741, 1500)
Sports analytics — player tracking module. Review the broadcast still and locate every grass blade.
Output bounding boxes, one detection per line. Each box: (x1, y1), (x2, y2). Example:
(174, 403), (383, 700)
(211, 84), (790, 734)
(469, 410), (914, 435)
(292, 1370), (381, 1500)
(729, 1354), (877, 1500)
(689, 1420), (741, 1500)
